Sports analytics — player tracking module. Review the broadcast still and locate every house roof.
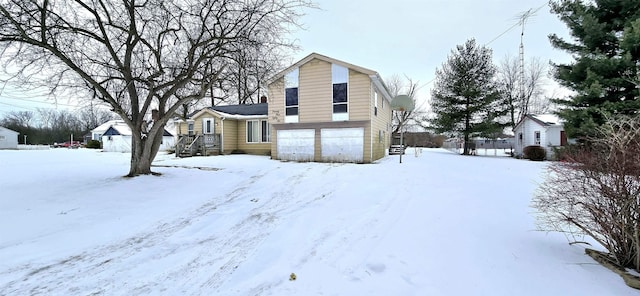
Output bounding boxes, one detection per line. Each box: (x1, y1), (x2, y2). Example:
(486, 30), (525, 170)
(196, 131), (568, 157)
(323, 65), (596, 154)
(102, 123), (173, 137)
(187, 103), (268, 120)
(91, 120), (125, 134)
(514, 114), (563, 131)
(209, 103), (267, 116)
(0, 126), (19, 135)
(267, 52), (393, 102)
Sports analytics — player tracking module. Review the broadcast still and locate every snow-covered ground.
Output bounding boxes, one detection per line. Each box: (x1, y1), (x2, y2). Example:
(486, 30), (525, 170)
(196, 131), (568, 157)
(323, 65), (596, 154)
(0, 148), (633, 295)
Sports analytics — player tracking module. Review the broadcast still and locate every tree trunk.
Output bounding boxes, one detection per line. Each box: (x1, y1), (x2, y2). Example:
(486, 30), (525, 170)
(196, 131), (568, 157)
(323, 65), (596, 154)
(127, 123), (164, 177)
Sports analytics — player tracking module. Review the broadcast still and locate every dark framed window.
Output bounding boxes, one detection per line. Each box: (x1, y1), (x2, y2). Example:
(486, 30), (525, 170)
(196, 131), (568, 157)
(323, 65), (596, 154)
(333, 83), (347, 103)
(332, 64), (348, 120)
(333, 104), (347, 113)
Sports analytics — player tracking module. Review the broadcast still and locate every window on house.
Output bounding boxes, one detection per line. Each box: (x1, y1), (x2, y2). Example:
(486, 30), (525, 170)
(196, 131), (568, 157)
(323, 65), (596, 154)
(261, 120), (270, 142)
(187, 121), (194, 136)
(332, 64), (348, 121)
(518, 133), (523, 145)
(534, 131), (541, 145)
(285, 68), (299, 123)
(374, 92), (378, 116)
(203, 118), (214, 134)
(108, 135), (113, 141)
(378, 130), (382, 143)
(247, 120), (271, 143)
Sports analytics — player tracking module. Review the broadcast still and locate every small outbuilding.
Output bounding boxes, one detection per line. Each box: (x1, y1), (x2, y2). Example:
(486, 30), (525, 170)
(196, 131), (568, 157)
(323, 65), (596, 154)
(101, 121), (175, 153)
(513, 114), (566, 159)
(0, 126), (19, 149)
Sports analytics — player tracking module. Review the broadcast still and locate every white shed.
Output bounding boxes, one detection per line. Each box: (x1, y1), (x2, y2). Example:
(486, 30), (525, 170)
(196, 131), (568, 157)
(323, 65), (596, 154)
(101, 123), (175, 153)
(513, 114), (566, 160)
(0, 126), (19, 149)
(91, 120), (125, 141)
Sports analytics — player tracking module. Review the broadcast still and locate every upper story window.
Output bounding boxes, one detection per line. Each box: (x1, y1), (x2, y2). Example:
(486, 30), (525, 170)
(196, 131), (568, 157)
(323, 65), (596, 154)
(374, 91), (378, 116)
(285, 68), (299, 123)
(332, 64), (348, 121)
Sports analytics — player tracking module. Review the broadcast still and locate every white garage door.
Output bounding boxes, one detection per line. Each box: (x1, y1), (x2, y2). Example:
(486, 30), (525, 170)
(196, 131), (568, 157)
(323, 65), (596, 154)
(321, 128), (364, 163)
(277, 129), (315, 162)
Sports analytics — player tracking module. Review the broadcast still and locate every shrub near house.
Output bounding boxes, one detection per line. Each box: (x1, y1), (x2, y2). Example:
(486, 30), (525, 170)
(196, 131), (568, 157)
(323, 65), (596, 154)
(523, 145), (546, 161)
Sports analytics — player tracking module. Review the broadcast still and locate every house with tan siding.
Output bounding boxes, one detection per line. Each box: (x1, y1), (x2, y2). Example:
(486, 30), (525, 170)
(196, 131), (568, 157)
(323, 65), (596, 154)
(176, 103), (271, 157)
(267, 53), (393, 163)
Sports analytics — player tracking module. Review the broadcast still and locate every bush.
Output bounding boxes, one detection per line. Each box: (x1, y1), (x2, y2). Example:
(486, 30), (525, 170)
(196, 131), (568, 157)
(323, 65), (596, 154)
(523, 145), (546, 161)
(532, 115), (640, 278)
(85, 139), (101, 149)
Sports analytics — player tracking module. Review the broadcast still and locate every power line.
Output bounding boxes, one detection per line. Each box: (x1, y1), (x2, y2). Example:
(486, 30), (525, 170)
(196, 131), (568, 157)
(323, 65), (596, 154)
(424, 2), (548, 88)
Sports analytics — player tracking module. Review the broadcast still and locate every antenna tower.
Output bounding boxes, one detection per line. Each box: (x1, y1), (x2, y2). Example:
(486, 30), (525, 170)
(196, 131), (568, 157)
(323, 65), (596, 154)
(518, 9), (534, 115)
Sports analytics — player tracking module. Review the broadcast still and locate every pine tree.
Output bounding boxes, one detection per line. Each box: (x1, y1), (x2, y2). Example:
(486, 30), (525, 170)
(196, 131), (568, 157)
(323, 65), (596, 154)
(550, 0), (640, 139)
(430, 39), (504, 155)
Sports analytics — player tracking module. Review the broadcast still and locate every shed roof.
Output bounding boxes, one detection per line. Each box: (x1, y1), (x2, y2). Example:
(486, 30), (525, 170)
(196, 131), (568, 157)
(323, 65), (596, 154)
(103, 124), (173, 137)
(514, 114), (563, 131)
(0, 126), (19, 135)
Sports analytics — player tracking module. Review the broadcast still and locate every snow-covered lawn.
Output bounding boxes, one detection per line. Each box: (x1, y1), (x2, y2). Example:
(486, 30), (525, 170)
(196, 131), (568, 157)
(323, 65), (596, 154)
(0, 148), (632, 295)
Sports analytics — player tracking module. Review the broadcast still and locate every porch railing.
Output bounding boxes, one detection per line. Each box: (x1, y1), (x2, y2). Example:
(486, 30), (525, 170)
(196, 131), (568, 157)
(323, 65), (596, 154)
(176, 133), (221, 157)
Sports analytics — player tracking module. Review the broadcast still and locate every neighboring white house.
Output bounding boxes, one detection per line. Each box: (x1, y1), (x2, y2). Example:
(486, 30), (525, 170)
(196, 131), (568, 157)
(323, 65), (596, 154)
(91, 120), (124, 141)
(101, 121), (175, 153)
(513, 114), (566, 159)
(0, 126), (19, 149)
(92, 119), (179, 142)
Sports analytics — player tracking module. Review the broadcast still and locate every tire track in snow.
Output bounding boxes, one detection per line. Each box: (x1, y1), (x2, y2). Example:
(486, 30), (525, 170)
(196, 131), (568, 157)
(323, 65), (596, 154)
(0, 165), (333, 295)
(0, 170), (270, 295)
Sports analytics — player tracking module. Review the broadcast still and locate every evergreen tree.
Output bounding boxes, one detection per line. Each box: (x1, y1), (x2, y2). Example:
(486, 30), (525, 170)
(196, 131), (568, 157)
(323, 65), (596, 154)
(550, 0), (640, 139)
(430, 39), (504, 155)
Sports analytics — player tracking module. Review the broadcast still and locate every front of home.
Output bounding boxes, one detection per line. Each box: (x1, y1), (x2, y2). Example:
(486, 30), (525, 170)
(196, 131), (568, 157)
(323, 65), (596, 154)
(267, 53), (393, 163)
(175, 103), (271, 156)
(0, 126), (19, 149)
(513, 114), (566, 159)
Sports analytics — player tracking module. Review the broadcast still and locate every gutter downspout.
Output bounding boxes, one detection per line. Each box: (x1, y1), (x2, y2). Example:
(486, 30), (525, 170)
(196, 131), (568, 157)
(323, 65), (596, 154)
(221, 117), (225, 153)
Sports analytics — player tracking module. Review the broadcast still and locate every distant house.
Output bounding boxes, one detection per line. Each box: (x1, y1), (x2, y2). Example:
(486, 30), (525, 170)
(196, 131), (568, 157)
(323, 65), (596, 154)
(100, 121), (175, 153)
(175, 102), (270, 157)
(91, 120), (122, 141)
(267, 52), (393, 163)
(513, 114), (566, 159)
(0, 126), (19, 149)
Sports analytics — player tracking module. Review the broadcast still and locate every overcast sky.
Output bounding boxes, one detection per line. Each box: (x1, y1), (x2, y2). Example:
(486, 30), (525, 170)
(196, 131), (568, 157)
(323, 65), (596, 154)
(292, 0), (574, 109)
(0, 0), (573, 115)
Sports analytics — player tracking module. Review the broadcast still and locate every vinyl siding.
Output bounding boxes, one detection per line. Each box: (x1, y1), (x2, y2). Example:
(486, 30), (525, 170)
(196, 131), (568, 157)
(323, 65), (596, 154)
(237, 120), (271, 155)
(221, 119), (238, 153)
(370, 86), (392, 161)
(299, 59), (332, 122)
(348, 70), (371, 122)
(268, 78), (284, 158)
(267, 55), (393, 163)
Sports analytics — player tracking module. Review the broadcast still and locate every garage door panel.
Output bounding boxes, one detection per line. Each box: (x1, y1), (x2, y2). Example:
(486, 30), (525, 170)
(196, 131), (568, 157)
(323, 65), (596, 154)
(277, 129), (314, 162)
(321, 128), (364, 163)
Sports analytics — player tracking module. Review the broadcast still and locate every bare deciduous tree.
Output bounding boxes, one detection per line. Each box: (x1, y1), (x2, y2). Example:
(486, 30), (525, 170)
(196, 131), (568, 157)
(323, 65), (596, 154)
(0, 0), (312, 176)
(385, 74), (421, 134)
(2, 110), (34, 128)
(497, 55), (547, 129)
(533, 115), (640, 275)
